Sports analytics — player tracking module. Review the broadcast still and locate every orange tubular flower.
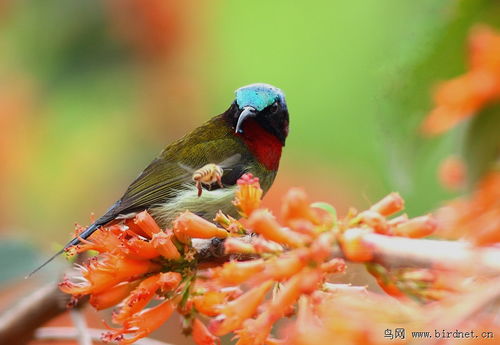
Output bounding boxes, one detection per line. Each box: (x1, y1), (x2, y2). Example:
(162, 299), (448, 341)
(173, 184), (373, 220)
(104, 299), (175, 345)
(233, 173), (263, 217)
(224, 237), (257, 255)
(113, 274), (161, 324)
(123, 236), (161, 259)
(60, 170), (490, 345)
(358, 210), (389, 234)
(214, 210), (245, 234)
(268, 268), (323, 313)
(209, 280), (274, 336)
(309, 232), (336, 262)
(387, 214), (409, 227)
(422, 72), (497, 135)
(123, 218), (151, 239)
(423, 26), (500, 135)
(214, 210), (232, 228)
(320, 258), (346, 274)
(253, 238), (284, 254)
(439, 155), (467, 190)
(366, 265), (406, 299)
(210, 259), (265, 285)
(374, 278), (406, 299)
(254, 251), (308, 283)
(73, 226), (124, 254)
(193, 290), (228, 317)
(286, 219), (316, 237)
(59, 253), (160, 296)
(284, 296), (325, 345)
(435, 171), (500, 245)
(339, 228), (374, 262)
(151, 230), (181, 259)
(369, 192), (404, 217)
(113, 272), (181, 324)
(157, 271), (183, 292)
(392, 214), (437, 238)
(281, 188), (331, 229)
(236, 268), (323, 345)
(134, 210), (163, 237)
(193, 318), (220, 345)
(173, 211), (228, 243)
(281, 188), (318, 223)
(90, 280), (141, 310)
(236, 316), (273, 345)
(248, 210), (307, 248)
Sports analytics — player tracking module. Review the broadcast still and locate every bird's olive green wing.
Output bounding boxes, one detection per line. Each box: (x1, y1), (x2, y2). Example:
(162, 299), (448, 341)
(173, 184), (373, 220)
(105, 138), (247, 219)
(113, 158), (190, 213)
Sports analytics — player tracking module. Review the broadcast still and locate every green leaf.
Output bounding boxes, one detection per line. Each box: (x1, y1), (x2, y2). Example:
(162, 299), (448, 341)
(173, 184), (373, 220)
(311, 202), (337, 227)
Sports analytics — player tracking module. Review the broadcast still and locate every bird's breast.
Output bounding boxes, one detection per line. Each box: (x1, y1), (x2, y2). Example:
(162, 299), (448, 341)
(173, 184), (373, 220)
(149, 184), (239, 228)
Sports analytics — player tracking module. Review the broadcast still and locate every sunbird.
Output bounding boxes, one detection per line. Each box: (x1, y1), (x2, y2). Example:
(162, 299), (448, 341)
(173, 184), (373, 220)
(29, 83), (289, 276)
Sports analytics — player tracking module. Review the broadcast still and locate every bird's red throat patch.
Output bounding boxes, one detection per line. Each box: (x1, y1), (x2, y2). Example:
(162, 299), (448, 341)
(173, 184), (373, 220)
(238, 119), (283, 171)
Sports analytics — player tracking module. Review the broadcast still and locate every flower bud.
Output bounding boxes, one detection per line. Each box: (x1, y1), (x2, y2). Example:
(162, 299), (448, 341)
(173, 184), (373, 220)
(281, 188), (319, 225)
(387, 214), (408, 227)
(224, 237), (257, 255)
(248, 210), (307, 247)
(358, 210), (389, 234)
(134, 210), (163, 237)
(211, 260), (265, 285)
(439, 156), (466, 190)
(174, 211), (228, 243)
(369, 192), (404, 217)
(393, 215), (437, 238)
(256, 252), (307, 283)
(339, 228), (374, 262)
(320, 258), (346, 274)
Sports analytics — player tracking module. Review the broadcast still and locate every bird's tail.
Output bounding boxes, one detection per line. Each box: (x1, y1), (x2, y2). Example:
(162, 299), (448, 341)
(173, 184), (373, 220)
(26, 222), (100, 278)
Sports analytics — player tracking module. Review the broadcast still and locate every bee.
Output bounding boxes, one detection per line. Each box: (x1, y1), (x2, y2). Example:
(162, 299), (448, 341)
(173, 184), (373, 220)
(192, 163), (224, 197)
(179, 154), (241, 197)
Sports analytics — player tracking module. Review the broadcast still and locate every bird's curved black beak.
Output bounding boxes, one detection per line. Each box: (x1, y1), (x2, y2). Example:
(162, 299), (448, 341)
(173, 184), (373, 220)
(235, 106), (257, 134)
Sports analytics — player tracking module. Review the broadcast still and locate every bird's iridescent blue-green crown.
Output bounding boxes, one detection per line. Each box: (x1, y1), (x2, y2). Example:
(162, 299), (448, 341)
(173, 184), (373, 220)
(235, 83), (286, 111)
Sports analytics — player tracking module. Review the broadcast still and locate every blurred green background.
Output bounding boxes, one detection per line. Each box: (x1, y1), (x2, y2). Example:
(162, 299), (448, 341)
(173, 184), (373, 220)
(1, 0), (500, 282)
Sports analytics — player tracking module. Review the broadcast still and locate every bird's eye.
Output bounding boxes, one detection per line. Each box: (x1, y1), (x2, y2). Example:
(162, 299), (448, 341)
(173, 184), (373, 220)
(270, 102), (279, 114)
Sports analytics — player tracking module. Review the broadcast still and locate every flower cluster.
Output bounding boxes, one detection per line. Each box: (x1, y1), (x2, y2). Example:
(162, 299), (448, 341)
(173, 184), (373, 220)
(420, 25), (500, 247)
(337, 192), (436, 263)
(422, 25), (500, 135)
(59, 208), (228, 344)
(283, 289), (421, 345)
(59, 173), (452, 345)
(366, 264), (466, 302)
(435, 171), (500, 245)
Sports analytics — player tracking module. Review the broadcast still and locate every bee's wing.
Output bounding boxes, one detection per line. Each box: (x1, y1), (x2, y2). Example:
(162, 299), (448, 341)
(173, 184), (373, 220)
(218, 153), (242, 170)
(178, 153), (241, 173)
